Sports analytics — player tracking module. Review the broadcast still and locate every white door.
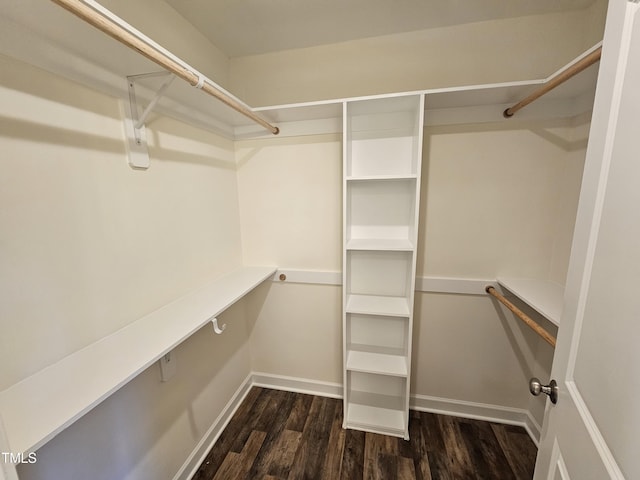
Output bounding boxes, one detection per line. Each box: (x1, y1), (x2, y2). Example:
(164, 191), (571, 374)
(534, 1), (640, 479)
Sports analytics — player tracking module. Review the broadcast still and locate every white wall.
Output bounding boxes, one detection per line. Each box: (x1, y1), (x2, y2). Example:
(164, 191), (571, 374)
(414, 115), (589, 427)
(236, 134), (342, 271)
(230, 4), (607, 106)
(0, 54), (250, 479)
(236, 134), (343, 384)
(419, 118), (587, 282)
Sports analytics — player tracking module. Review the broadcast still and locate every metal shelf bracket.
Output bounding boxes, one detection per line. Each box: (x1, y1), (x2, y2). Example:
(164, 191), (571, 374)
(123, 72), (175, 169)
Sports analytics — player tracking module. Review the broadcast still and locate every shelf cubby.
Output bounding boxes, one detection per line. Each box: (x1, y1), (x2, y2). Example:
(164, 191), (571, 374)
(345, 95), (423, 178)
(346, 313), (409, 377)
(346, 178), (417, 245)
(345, 371), (407, 437)
(347, 313), (409, 351)
(346, 250), (413, 299)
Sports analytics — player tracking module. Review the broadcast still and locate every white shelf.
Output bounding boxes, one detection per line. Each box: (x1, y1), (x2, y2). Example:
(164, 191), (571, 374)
(346, 174), (418, 181)
(0, 266), (276, 454)
(346, 294), (410, 317)
(345, 393), (406, 437)
(346, 349), (408, 377)
(497, 277), (564, 326)
(345, 238), (414, 251)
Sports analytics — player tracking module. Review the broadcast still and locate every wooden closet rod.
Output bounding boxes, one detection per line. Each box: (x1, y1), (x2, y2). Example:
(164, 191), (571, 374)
(485, 286), (556, 347)
(503, 46), (602, 118)
(50, 0), (279, 135)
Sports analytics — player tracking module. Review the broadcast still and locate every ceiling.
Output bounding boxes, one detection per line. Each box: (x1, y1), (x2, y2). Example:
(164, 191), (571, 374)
(164, 0), (597, 58)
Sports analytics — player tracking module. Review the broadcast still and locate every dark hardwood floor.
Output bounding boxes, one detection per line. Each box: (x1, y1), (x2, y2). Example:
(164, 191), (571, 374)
(192, 387), (537, 480)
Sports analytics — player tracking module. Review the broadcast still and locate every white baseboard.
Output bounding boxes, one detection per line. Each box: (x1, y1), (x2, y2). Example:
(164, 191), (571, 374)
(410, 393), (541, 444)
(251, 372), (343, 398)
(173, 373), (254, 480)
(523, 411), (542, 447)
(176, 373), (540, 479)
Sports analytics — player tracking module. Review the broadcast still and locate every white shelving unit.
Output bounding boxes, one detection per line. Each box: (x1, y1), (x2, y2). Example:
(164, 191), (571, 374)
(342, 94), (424, 440)
(497, 277), (565, 327)
(0, 266), (275, 454)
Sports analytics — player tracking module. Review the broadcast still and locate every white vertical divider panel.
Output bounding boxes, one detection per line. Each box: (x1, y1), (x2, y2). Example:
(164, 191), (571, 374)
(342, 94), (425, 440)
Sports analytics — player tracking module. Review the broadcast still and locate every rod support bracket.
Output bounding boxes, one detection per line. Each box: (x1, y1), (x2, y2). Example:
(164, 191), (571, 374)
(124, 77), (150, 169)
(123, 72), (174, 169)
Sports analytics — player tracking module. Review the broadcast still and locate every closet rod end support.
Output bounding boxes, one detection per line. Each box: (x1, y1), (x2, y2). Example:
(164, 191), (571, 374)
(485, 285), (496, 294)
(503, 108), (514, 119)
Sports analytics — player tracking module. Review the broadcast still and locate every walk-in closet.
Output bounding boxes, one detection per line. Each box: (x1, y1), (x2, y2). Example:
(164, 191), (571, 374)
(2, 0), (639, 479)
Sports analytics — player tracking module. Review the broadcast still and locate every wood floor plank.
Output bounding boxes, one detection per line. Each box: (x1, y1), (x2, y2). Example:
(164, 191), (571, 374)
(285, 393), (314, 432)
(264, 429), (302, 479)
(212, 430), (266, 480)
(208, 451), (241, 480)
(192, 388), (538, 480)
(191, 387), (263, 480)
(408, 413), (432, 480)
(248, 391), (299, 479)
(398, 455), (417, 480)
(421, 412), (452, 480)
(340, 428), (365, 480)
(364, 434), (394, 480)
(229, 388), (274, 453)
(257, 391), (296, 439)
(437, 414), (475, 479)
(491, 424), (537, 480)
(458, 419), (516, 480)
(320, 399), (346, 480)
(287, 396), (338, 480)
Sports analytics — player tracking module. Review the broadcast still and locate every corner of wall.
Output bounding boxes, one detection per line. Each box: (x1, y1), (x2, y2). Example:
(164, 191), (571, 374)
(99, 0), (231, 87)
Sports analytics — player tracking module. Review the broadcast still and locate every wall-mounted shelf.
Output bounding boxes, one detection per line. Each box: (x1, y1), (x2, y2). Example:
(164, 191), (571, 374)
(346, 294), (411, 317)
(497, 277), (564, 326)
(0, 266), (276, 455)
